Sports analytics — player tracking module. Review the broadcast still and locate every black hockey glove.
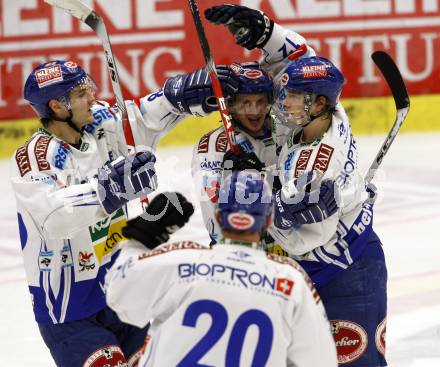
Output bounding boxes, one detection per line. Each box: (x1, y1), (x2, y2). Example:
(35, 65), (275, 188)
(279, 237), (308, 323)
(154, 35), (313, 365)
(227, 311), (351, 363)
(223, 150), (265, 172)
(122, 192), (194, 249)
(164, 66), (239, 115)
(205, 4), (274, 50)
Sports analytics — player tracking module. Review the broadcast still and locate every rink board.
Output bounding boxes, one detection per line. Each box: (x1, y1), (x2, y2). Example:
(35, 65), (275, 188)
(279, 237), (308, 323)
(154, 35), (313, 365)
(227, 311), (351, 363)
(0, 93), (438, 158)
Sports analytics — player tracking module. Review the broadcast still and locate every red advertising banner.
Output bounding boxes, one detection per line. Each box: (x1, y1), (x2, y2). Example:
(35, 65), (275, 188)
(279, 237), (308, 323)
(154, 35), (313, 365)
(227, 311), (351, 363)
(1, 0), (439, 120)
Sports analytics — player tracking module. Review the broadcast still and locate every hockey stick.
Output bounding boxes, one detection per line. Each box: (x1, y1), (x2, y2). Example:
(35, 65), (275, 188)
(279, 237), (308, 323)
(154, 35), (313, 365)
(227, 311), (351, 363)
(44, 0), (135, 148)
(364, 51), (410, 185)
(44, 0), (150, 210)
(187, 0), (239, 153)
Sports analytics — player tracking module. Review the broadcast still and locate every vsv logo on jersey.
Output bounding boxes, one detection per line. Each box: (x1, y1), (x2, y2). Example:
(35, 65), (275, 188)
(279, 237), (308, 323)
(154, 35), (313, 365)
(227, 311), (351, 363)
(178, 262), (295, 298)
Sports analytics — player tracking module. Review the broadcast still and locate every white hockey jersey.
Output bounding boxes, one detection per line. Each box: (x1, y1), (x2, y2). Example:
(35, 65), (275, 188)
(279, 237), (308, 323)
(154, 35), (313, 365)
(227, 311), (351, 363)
(10, 93), (186, 324)
(260, 23), (374, 289)
(105, 240), (338, 367)
(191, 122), (282, 244)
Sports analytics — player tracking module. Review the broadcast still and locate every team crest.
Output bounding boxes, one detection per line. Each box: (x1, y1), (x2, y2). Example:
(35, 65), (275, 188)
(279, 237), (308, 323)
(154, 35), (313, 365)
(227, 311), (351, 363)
(83, 345), (127, 367)
(78, 251), (95, 271)
(330, 320), (368, 364)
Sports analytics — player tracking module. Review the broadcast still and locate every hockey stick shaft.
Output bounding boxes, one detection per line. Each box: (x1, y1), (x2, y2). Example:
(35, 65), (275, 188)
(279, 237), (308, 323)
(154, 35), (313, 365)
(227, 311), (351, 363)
(364, 51), (410, 185)
(44, 0), (135, 147)
(187, 0), (239, 153)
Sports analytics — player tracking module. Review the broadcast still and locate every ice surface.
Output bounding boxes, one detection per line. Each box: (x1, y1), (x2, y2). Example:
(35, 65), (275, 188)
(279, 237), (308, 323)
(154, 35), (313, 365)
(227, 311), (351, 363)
(1, 132), (439, 366)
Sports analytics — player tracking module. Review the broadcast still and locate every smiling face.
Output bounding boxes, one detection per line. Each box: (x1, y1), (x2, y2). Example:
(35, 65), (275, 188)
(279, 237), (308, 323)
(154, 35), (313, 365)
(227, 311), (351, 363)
(229, 93), (270, 136)
(68, 83), (97, 127)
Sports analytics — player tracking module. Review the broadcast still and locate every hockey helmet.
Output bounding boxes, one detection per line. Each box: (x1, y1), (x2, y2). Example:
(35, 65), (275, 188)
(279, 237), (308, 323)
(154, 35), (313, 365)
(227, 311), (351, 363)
(24, 60), (94, 118)
(277, 56), (345, 107)
(217, 171), (272, 233)
(230, 62), (274, 104)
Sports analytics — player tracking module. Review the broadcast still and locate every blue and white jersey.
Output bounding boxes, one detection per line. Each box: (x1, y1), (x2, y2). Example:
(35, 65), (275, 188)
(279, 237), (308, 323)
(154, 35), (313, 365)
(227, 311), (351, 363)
(105, 240), (337, 367)
(10, 94), (185, 324)
(261, 23), (374, 288)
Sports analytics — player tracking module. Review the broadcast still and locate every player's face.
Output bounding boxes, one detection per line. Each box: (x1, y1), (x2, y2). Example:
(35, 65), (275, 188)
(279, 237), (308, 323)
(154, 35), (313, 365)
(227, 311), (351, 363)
(230, 94), (269, 135)
(276, 90), (311, 127)
(69, 84), (96, 126)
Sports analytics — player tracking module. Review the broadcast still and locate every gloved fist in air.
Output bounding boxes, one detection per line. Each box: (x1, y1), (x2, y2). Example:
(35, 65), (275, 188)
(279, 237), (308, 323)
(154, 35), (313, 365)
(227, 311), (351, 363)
(223, 150), (265, 172)
(96, 151), (157, 215)
(205, 4), (274, 50)
(122, 192), (194, 249)
(164, 66), (240, 116)
(274, 172), (340, 229)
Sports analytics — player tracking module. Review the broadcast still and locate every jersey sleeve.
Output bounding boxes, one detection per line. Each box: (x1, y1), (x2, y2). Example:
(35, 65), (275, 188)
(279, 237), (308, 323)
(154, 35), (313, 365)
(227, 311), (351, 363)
(125, 90), (190, 151)
(287, 273), (338, 366)
(10, 136), (108, 240)
(260, 23), (316, 76)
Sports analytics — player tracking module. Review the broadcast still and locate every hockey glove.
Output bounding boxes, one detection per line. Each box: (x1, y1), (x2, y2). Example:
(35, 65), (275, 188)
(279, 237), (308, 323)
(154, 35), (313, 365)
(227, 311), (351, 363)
(223, 150), (265, 172)
(164, 66), (240, 115)
(274, 172), (340, 229)
(205, 4), (274, 50)
(122, 192), (194, 249)
(96, 151), (157, 215)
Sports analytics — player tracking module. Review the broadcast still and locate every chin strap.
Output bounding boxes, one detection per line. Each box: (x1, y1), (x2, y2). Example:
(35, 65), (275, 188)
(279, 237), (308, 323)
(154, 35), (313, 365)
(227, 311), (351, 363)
(50, 107), (83, 134)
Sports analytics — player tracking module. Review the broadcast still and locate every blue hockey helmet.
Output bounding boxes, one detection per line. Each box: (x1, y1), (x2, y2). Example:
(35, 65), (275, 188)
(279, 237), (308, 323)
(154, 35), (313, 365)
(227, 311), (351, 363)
(279, 56), (345, 107)
(217, 171), (273, 233)
(24, 60), (93, 118)
(229, 62), (274, 104)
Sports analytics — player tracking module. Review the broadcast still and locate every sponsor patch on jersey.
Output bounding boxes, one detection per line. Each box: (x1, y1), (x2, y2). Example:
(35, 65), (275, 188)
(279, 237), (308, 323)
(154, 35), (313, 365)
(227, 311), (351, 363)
(375, 318), (386, 355)
(331, 320), (368, 364)
(312, 143), (334, 174)
(53, 141), (70, 169)
(280, 73), (289, 86)
(197, 132), (210, 153)
(227, 212), (255, 230)
(15, 144), (31, 177)
(276, 278), (294, 296)
(294, 149), (313, 178)
(78, 251), (95, 271)
(86, 107), (114, 134)
(35, 64), (63, 88)
(267, 253), (320, 304)
(83, 345), (127, 367)
(90, 208), (127, 266)
(302, 64), (328, 79)
(203, 175), (220, 203)
(34, 135), (52, 171)
(138, 241), (206, 261)
(215, 131), (228, 152)
(38, 251), (54, 272)
(200, 158), (223, 171)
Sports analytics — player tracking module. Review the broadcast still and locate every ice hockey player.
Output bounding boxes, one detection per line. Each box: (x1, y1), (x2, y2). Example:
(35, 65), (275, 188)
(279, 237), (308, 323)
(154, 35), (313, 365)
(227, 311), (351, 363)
(204, 4), (388, 366)
(10, 59), (240, 366)
(106, 171), (338, 367)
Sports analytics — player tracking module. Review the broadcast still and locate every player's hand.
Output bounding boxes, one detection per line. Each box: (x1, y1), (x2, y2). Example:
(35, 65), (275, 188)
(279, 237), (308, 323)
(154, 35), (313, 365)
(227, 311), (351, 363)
(223, 150), (265, 172)
(164, 66), (239, 116)
(205, 4), (274, 50)
(122, 192), (194, 249)
(274, 172), (340, 228)
(96, 152), (157, 215)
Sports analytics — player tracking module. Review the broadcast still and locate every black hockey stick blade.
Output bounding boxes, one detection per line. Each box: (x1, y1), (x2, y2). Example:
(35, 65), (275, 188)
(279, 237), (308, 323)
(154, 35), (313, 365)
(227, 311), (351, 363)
(372, 51), (410, 110)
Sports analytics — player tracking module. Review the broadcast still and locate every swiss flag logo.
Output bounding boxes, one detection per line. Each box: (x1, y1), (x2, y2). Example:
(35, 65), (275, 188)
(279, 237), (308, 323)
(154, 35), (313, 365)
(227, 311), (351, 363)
(276, 278), (294, 296)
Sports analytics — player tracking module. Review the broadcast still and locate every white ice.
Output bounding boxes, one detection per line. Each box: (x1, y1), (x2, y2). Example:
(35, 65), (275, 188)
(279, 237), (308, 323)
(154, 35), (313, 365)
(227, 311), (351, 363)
(1, 132), (439, 366)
